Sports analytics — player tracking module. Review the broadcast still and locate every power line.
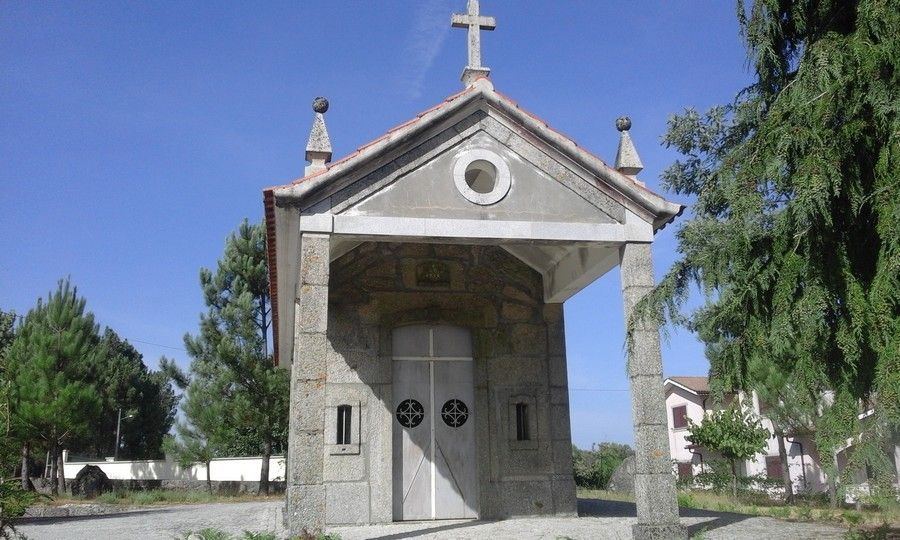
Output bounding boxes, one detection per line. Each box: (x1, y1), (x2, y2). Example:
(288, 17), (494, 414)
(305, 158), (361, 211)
(128, 339), (186, 352)
(570, 388), (629, 392)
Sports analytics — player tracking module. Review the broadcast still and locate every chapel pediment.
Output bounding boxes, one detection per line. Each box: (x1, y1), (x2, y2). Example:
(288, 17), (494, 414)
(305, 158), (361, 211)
(269, 79), (681, 233)
(263, 79), (684, 366)
(340, 123), (622, 225)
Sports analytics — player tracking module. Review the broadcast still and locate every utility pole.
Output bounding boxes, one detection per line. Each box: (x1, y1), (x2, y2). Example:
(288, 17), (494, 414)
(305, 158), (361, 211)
(115, 409), (136, 460)
(115, 408), (123, 461)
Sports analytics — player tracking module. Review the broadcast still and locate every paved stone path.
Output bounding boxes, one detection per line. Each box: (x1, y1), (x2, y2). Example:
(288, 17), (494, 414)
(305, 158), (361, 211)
(17, 498), (849, 539)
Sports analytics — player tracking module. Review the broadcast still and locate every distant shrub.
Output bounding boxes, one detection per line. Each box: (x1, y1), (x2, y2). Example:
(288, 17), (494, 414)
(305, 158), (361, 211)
(572, 443), (634, 489)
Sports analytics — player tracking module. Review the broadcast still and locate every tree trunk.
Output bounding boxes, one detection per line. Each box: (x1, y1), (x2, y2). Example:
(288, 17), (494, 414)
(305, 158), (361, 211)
(49, 442), (59, 497)
(260, 299), (268, 363)
(206, 461), (212, 494)
(776, 432), (794, 504)
(258, 440), (271, 495)
(58, 447), (67, 494)
(21, 442), (31, 491)
(730, 459), (738, 499)
(828, 452), (840, 508)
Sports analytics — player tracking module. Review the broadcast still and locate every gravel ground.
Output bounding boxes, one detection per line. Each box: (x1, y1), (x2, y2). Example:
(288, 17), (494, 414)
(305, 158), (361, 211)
(16, 498), (850, 540)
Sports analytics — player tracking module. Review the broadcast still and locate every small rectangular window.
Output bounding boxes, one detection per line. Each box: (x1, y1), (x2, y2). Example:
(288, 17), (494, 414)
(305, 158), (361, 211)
(677, 462), (693, 482)
(336, 405), (352, 445)
(672, 405), (688, 429)
(515, 403), (530, 441)
(765, 455), (783, 480)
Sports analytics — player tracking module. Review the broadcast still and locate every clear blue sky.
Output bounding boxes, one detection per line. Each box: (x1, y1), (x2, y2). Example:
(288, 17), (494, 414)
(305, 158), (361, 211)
(1, 1), (753, 448)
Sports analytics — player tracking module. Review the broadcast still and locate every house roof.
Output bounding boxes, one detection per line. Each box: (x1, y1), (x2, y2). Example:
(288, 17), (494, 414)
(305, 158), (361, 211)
(665, 376), (710, 395)
(263, 77), (685, 365)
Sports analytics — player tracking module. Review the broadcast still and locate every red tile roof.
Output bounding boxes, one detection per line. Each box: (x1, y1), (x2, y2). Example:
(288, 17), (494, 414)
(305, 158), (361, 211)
(667, 376), (710, 394)
(263, 79), (685, 365)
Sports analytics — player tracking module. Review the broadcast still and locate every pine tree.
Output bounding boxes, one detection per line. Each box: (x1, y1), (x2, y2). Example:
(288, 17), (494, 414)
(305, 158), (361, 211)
(176, 219), (289, 495)
(72, 329), (177, 460)
(7, 280), (102, 496)
(162, 374), (227, 494)
(632, 0), (899, 505)
(0, 310), (18, 479)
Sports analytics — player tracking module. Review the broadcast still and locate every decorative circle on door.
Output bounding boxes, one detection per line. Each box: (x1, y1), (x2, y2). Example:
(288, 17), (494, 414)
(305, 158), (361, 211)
(440, 399), (469, 428)
(396, 399), (425, 428)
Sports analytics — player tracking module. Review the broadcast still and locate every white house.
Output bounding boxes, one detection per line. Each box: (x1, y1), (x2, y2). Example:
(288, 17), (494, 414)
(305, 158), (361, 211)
(664, 376), (828, 494)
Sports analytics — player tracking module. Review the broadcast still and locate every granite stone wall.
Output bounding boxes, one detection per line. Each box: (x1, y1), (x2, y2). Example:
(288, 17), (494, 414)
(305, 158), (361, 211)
(322, 241), (576, 524)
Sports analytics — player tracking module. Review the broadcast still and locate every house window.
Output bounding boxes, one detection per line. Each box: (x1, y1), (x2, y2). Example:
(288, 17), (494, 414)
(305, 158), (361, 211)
(515, 403), (530, 441)
(336, 405), (352, 445)
(765, 455), (783, 480)
(672, 405), (688, 429)
(677, 462), (693, 482)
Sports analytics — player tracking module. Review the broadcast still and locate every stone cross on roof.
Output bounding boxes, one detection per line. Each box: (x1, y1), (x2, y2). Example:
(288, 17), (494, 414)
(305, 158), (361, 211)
(451, 0), (496, 86)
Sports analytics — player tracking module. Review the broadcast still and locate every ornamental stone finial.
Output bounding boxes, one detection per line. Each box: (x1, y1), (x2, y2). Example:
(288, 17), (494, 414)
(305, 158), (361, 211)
(312, 97), (329, 114)
(614, 116), (643, 176)
(305, 96), (332, 174)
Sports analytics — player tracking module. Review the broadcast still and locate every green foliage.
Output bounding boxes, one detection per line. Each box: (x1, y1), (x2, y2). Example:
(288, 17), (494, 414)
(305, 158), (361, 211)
(168, 220), (289, 494)
(69, 328), (177, 460)
(677, 491), (698, 509)
(687, 407), (770, 463)
(842, 523), (891, 540)
(571, 443), (633, 489)
(0, 479), (44, 539)
(0, 310), (18, 477)
(630, 0), (900, 506)
(6, 280), (103, 493)
(692, 458), (782, 497)
(162, 375), (226, 493)
(688, 406), (769, 497)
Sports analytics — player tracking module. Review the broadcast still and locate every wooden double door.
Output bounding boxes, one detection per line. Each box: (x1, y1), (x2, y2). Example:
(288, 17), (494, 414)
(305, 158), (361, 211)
(392, 325), (478, 520)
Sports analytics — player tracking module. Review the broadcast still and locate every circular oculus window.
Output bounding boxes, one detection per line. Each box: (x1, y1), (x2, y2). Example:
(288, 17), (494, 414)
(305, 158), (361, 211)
(453, 150), (511, 205)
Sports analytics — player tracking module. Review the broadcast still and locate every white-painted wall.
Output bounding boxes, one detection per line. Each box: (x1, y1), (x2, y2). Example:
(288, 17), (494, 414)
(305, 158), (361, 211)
(665, 386), (706, 475)
(745, 393), (828, 493)
(664, 382), (828, 494)
(62, 455), (286, 483)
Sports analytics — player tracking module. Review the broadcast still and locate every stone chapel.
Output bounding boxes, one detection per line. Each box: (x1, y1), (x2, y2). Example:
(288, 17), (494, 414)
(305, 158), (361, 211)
(263, 2), (687, 538)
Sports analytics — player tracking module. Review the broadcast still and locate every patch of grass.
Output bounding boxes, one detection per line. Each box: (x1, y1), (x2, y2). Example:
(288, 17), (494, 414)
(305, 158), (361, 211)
(677, 492), (698, 509)
(578, 487), (899, 529)
(575, 488), (634, 503)
(690, 528), (708, 540)
(241, 532), (279, 540)
(842, 523), (891, 540)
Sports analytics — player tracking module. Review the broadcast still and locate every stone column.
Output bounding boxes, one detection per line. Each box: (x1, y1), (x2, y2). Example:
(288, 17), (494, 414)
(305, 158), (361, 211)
(286, 232), (330, 536)
(619, 243), (687, 540)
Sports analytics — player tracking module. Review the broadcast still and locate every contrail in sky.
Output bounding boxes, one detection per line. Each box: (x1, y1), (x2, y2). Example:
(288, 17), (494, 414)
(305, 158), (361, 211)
(400, 0), (454, 100)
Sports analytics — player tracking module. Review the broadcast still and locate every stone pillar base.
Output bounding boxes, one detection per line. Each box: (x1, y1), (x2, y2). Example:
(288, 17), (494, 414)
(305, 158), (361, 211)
(285, 484), (325, 536)
(632, 522), (688, 540)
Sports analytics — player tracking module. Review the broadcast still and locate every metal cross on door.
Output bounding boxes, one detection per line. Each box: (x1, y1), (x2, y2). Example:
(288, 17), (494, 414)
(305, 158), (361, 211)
(392, 325), (478, 520)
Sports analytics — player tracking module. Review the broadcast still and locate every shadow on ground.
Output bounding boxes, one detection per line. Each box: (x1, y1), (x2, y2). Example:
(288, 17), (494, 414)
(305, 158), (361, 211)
(361, 498), (753, 540)
(577, 497), (752, 536)
(364, 520), (487, 540)
(15, 508), (172, 526)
